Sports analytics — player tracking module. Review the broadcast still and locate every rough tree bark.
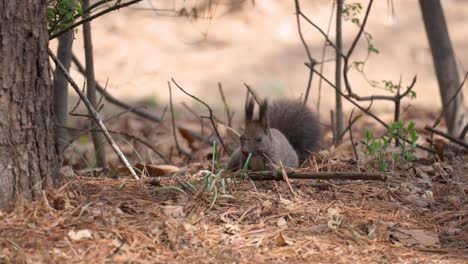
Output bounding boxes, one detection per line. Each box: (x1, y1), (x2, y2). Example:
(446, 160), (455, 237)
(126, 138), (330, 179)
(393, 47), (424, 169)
(53, 30), (74, 154)
(83, 0), (106, 167)
(0, 0), (60, 208)
(419, 0), (468, 139)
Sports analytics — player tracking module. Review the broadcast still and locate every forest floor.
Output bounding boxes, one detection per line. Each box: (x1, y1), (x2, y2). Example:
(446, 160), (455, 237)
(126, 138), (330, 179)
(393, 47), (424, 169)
(0, 107), (467, 263)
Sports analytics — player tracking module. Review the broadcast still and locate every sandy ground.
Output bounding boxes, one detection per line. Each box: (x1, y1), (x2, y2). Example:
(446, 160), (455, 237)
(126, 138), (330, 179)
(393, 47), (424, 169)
(49, 0), (468, 120)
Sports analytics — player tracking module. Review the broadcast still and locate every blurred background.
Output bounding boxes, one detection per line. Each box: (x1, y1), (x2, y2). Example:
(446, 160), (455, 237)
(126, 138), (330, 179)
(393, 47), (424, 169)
(49, 0), (468, 122)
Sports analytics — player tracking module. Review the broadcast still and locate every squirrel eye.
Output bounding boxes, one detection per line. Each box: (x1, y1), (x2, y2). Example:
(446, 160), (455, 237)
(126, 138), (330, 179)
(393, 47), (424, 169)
(256, 137), (262, 142)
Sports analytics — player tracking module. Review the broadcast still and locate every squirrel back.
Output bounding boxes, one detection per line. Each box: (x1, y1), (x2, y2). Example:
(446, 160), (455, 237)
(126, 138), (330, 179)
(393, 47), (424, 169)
(227, 98), (321, 171)
(268, 99), (321, 163)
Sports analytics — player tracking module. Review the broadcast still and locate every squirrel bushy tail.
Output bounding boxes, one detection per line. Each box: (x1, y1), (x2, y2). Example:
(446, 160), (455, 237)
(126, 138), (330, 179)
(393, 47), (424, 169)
(268, 99), (321, 163)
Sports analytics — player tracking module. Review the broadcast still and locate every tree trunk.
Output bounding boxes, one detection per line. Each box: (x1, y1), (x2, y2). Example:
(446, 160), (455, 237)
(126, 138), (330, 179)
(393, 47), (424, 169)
(334, 0), (344, 144)
(53, 30), (74, 154)
(419, 0), (468, 139)
(83, 0), (106, 167)
(0, 0), (60, 208)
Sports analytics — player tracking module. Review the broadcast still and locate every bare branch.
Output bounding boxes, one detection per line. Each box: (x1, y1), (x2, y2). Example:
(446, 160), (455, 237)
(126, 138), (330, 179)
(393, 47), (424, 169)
(425, 125), (468, 149)
(168, 82), (193, 160)
(50, 0), (143, 40)
(71, 54), (211, 145)
(171, 78), (231, 155)
(63, 125), (170, 164)
(49, 50), (139, 180)
(433, 71), (468, 128)
(348, 108), (359, 161)
(218, 82), (234, 127)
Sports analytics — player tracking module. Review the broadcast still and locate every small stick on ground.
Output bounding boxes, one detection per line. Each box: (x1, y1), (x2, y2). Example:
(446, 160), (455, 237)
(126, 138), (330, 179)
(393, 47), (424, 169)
(229, 171), (387, 181)
(280, 163), (297, 199)
(424, 125), (468, 149)
(49, 50), (139, 180)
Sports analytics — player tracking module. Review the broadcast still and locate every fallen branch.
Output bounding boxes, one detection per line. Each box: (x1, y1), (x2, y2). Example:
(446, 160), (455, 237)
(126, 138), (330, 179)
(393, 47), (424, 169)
(238, 171), (387, 181)
(424, 125), (468, 149)
(49, 50), (139, 180)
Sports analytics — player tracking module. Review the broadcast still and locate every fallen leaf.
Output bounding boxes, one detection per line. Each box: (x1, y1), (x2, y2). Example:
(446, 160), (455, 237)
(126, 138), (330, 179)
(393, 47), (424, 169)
(275, 233), (288, 246)
(68, 229), (92, 241)
(135, 163), (180, 177)
(389, 228), (439, 247)
(178, 127), (197, 150)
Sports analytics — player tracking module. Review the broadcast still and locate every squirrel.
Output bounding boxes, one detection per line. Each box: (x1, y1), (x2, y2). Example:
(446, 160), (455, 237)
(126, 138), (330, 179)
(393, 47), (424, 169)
(227, 98), (321, 171)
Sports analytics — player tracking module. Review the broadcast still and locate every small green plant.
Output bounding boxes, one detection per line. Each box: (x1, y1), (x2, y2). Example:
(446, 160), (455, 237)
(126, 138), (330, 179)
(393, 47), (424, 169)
(361, 121), (419, 171)
(47, 0), (83, 35)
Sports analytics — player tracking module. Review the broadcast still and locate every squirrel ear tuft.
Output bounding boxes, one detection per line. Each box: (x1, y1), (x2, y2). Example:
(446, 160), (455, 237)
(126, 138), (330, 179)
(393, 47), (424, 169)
(259, 99), (269, 131)
(245, 98), (254, 122)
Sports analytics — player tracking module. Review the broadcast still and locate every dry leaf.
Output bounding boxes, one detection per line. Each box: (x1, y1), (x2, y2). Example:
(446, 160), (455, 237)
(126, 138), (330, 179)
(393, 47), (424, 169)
(275, 233), (288, 246)
(389, 228), (439, 247)
(68, 229), (92, 241)
(178, 127), (197, 150)
(135, 163), (180, 177)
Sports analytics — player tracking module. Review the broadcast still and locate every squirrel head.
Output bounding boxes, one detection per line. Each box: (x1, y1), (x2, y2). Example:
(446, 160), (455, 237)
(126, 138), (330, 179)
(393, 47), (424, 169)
(240, 98), (272, 156)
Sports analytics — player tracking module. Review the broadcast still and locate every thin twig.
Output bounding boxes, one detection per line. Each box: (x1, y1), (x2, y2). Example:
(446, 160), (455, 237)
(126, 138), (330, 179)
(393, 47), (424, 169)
(238, 171), (387, 181)
(63, 106), (147, 153)
(172, 78), (231, 155)
(64, 126), (170, 163)
(243, 83), (261, 105)
(424, 125), (468, 149)
(316, 1), (336, 114)
(306, 63), (434, 154)
(50, 0), (143, 39)
(168, 82), (193, 160)
(294, 0), (317, 105)
(432, 71), (468, 128)
(49, 50), (139, 180)
(218, 82), (234, 127)
(71, 54), (211, 144)
(348, 108), (359, 161)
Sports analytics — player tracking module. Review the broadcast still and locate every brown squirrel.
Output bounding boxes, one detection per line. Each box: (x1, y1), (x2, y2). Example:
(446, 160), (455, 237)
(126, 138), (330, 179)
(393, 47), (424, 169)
(227, 98), (321, 171)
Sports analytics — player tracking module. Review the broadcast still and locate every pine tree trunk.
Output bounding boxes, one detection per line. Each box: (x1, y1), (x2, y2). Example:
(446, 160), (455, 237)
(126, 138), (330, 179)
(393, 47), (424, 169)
(0, 0), (60, 208)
